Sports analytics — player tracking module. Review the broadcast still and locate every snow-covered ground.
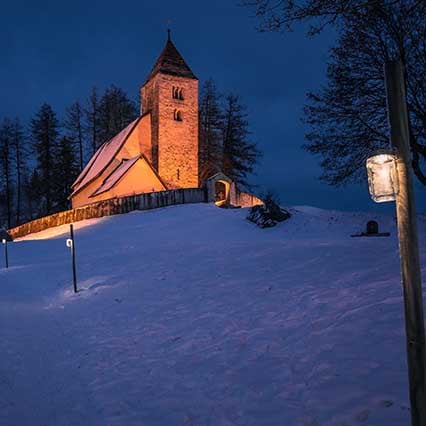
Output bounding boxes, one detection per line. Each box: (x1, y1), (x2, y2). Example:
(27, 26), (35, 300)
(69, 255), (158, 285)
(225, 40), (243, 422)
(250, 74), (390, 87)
(1, 204), (425, 426)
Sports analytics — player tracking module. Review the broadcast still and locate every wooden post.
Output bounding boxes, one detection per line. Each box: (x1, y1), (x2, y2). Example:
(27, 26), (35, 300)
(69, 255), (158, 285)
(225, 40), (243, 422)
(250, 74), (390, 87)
(384, 60), (426, 426)
(70, 224), (78, 293)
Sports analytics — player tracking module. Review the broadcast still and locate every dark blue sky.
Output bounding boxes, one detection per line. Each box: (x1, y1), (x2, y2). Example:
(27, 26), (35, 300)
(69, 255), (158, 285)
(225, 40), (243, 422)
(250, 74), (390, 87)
(1, 0), (424, 213)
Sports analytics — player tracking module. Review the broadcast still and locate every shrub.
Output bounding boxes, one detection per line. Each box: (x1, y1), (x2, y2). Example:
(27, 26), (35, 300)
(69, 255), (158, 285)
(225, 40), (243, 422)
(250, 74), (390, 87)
(247, 193), (291, 228)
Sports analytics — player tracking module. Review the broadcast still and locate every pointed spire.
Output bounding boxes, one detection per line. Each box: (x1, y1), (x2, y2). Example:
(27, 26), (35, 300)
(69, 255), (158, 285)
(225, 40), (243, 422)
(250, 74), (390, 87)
(143, 36), (197, 84)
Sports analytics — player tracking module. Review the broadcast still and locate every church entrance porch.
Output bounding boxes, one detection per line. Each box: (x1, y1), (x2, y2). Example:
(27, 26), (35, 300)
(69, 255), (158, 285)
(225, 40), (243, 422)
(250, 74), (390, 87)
(206, 172), (233, 207)
(214, 180), (230, 207)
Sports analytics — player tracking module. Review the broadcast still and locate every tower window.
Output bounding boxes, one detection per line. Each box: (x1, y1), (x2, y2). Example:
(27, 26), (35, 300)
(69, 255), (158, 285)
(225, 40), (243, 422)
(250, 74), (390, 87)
(173, 109), (183, 121)
(172, 86), (184, 100)
(177, 169), (180, 180)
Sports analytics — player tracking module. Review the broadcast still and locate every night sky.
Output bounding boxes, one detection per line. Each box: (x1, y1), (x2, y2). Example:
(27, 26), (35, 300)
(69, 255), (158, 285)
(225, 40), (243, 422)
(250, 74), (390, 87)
(1, 0), (424, 213)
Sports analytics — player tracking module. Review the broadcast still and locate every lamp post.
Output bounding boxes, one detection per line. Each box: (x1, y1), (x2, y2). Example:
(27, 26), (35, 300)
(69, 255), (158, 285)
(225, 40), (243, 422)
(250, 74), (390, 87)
(366, 60), (426, 426)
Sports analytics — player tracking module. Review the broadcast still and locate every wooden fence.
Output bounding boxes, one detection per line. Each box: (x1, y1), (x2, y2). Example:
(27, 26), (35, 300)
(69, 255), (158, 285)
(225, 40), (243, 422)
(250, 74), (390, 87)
(8, 188), (207, 240)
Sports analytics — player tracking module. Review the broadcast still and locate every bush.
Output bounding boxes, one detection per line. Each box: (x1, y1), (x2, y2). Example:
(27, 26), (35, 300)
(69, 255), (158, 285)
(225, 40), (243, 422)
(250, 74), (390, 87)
(247, 193), (291, 228)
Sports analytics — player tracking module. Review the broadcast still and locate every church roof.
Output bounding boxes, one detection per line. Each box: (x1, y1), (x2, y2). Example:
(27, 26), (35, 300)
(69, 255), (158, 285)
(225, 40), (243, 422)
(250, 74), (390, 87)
(90, 155), (141, 197)
(70, 117), (142, 197)
(144, 38), (197, 84)
(90, 154), (166, 197)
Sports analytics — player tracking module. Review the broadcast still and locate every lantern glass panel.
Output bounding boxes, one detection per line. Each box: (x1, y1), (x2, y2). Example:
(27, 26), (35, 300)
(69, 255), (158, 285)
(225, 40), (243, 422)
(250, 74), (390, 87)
(366, 153), (399, 203)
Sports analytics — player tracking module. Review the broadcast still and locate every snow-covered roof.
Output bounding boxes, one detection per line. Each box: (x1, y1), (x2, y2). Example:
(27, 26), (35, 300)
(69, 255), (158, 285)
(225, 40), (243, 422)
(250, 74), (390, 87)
(90, 156), (141, 197)
(70, 117), (141, 197)
(206, 172), (233, 183)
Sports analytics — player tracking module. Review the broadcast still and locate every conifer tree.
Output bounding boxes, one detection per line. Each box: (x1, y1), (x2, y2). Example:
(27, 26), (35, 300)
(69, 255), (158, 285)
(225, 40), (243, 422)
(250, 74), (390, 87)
(65, 101), (85, 171)
(222, 95), (261, 189)
(30, 103), (59, 215)
(198, 79), (224, 185)
(0, 118), (14, 228)
(98, 85), (138, 143)
(23, 170), (43, 220)
(53, 136), (79, 211)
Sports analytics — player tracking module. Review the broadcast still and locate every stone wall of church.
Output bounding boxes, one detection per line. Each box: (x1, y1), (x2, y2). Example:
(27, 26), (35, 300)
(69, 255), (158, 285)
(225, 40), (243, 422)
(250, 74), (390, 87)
(142, 74), (199, 189)
(234, 191), (264, 208)
(141, 79), (159, 169)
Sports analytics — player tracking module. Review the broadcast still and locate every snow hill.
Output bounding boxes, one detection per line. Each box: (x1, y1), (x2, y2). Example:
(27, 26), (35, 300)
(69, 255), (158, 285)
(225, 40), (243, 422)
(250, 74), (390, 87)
(1, 204), (425, 426)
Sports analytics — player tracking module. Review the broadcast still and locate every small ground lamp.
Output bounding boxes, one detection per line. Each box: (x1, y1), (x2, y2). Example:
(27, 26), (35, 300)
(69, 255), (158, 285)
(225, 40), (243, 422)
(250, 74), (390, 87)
(66, 224), (78, 293)
(2, 238), (8, 269)
(366, 60), (426, 426)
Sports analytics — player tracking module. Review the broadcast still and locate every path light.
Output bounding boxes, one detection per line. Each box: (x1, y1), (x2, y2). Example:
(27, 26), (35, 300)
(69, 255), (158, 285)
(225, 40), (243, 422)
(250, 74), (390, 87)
(2, 238), (8, 269)
(366, 150), (399, 203)
(66, 225), (77, 293)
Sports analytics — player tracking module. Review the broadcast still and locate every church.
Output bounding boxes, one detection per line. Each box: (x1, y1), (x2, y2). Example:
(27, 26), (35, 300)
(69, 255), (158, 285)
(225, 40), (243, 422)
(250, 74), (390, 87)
(70, 34), (261, 209)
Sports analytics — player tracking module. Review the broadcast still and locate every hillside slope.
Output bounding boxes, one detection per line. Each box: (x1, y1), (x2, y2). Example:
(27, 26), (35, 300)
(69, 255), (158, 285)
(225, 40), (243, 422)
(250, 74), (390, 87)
(1, 204), (425, 426)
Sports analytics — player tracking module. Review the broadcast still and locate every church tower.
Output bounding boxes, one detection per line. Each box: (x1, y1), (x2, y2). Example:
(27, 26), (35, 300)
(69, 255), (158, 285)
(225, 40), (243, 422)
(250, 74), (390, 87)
(140, 33), (199, 189)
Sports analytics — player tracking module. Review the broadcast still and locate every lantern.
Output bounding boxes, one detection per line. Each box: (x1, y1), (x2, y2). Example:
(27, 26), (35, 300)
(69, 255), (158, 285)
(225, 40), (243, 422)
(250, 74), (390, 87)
(366, 151), (399, 203)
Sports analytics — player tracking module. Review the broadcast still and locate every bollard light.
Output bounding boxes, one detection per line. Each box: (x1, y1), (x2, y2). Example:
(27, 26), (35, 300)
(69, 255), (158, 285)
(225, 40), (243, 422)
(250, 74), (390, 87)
(66, 238), (73, 248)
(2, 238), (8, 268)
(366, 150), (399, 203)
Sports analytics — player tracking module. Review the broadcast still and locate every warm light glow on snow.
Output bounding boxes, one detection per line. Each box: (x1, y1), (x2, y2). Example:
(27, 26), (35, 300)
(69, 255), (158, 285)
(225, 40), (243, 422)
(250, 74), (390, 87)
(15, 217), (106, 241)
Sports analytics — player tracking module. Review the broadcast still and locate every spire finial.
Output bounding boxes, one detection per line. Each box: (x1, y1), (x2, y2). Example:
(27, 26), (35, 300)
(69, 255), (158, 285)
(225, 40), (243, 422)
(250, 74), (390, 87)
(167, 28), (171, 41)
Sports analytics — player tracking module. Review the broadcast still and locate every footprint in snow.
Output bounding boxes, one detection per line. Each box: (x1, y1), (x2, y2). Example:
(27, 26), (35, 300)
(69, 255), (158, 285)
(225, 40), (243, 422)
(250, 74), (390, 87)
(355, 409), (370, 422)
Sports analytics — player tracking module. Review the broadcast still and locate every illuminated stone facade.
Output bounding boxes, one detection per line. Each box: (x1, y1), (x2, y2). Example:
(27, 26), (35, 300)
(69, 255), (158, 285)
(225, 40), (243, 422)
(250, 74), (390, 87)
(70, 36), (261, 210)
(141, 72), (198, 189)
(70, 36), (199, 208)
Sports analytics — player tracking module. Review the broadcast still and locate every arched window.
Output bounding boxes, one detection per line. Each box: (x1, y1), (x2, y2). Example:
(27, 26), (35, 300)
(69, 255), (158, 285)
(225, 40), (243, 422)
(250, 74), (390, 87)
(172, 87), (184, 100)
(177, 169), (180, 180)
(174, 109), (182, 121)
(172, 87), (180, 99)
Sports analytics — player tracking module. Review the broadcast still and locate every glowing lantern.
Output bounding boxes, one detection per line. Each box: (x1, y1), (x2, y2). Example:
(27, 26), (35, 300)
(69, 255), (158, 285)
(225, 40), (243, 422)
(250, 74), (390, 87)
(366, 151), (399, 203)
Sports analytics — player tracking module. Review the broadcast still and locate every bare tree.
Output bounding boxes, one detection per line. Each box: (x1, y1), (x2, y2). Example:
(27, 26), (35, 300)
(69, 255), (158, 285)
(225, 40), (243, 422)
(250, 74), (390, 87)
(65, 101), (85, 171)
(84, 87), (101, 155)
(12, 118), (26, 224)
(0, 119), (14, 228)
(243, 0), (426, 185)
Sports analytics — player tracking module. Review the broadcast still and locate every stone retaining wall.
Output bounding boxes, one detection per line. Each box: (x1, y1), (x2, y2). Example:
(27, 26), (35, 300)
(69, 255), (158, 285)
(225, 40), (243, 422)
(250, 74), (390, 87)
(9, 188), (207, 240)
(234, 191), (264, 208)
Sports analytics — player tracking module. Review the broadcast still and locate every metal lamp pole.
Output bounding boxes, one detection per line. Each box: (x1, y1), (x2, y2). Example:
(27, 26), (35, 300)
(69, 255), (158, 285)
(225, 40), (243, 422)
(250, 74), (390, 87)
(384, 60), (426, 426)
